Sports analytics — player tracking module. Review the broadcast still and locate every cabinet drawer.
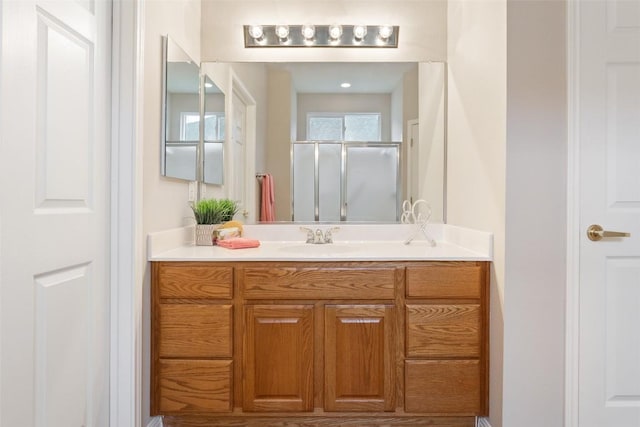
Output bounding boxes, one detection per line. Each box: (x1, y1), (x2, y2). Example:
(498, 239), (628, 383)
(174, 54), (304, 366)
(242, 267), (396, 299)
(157, 359), (232, 414)
(405, 360), (482, 414)
(158, 304), (232, 358)
(406, 263), (483, 299)
(406, 304), (480, 358)
(156, 263), (232, 299)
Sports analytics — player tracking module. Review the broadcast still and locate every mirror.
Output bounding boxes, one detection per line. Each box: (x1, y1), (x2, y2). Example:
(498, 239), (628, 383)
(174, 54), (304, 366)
(161, 36), (200, 181)
(200, 61), (446, 224)
(162, 37), (226, 184)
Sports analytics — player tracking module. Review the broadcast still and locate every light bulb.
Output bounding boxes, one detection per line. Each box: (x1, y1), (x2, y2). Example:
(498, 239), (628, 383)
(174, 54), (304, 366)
(378, 25), (393, 40)
(301, 24), (315, 40)
(248, 25), (264, 40)
(328, 24), (343, 41)
(353, 25), (368, 41)
(275, 24), (290, 39)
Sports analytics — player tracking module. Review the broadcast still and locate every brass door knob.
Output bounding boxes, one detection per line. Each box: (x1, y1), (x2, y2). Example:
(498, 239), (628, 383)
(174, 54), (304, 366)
(587, 224), (631, 241)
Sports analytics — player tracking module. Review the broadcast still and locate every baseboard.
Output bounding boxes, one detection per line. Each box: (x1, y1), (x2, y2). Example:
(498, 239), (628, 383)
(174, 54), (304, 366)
(147, 416), (163, 427)
(477, 417), (492, 427)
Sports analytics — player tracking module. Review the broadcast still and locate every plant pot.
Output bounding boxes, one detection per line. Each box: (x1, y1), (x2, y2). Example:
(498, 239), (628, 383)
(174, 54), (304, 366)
(195, 224), (220, 246)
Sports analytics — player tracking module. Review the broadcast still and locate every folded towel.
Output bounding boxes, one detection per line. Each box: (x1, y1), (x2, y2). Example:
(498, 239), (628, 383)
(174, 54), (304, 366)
(216, 237), (261, 249)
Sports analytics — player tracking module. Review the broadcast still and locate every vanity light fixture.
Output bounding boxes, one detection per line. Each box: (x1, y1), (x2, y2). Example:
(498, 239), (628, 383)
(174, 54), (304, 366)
(301, 24), (316, 41)
(328, 24), (343, 42)
(243, 24), (398, 48)
(275, 24), (290, 43)
(247, 24), (264, 43)
(353, 25), (368, 42)
(378, 25), (394, 41)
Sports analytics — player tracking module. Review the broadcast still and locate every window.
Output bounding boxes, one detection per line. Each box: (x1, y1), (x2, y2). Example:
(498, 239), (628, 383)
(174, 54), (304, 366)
(307, 113), (381, 141)
(180, 112), (225, 141)
(180, 112), (200, 141)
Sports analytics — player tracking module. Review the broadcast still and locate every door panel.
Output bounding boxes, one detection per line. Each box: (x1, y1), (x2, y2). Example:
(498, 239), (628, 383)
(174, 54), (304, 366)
(578, 0), (640, 424)
(324, 305), (396, 412)
(0, 1), (111, 426)
(231, 91), (247, 215)
(243, 305), (314, 412)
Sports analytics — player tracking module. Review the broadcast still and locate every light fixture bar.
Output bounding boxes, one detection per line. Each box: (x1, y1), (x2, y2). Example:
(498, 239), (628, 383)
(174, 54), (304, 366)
(244, 25), (399, 48)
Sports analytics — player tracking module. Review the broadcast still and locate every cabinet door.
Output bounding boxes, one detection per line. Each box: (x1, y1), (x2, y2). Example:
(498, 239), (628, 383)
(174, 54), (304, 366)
(324, 305), (396, 412)
(243, 305), (314, 412)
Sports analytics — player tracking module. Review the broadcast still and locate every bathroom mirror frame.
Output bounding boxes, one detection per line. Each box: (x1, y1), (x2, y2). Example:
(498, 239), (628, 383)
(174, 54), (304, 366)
(199, 61), (447, 224)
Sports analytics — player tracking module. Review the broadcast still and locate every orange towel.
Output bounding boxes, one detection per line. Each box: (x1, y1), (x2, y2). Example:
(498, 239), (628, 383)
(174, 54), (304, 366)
(260, 173), (275, 222)
(216, 237), (261, 249)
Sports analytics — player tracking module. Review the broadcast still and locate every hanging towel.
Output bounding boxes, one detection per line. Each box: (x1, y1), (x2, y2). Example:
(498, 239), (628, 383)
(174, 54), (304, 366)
(260, 173), (275, 222)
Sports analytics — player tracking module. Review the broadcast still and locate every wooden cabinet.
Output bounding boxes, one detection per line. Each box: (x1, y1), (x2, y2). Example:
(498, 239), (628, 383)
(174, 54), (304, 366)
(404, 262), (489, 415)
(151, 260), (489, 425)
(324, 304), (395, 412)
(243, 305), (314, 412)
(151, 262), (234, 415)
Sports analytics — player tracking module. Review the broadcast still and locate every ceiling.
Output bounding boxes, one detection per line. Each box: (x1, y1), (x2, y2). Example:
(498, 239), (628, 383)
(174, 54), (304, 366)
(169, 61), (418, 95)
(268, 62), (417, 93)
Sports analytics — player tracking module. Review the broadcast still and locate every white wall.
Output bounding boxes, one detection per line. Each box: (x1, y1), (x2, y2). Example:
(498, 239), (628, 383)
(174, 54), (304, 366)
(266, 68), (294, 220)
(143, 0), (201, 234)
(141, 1), (201, 426)
(448, 2), (568, 427)
(391, 80), (404, 142)
(503, 1), (567, 426)
(447, 2), (507, 426)
(418, 63), (445, 223)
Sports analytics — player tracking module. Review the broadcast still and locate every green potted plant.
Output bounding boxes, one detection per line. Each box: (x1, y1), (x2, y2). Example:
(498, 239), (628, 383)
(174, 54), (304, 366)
(191, 198), (239, 245)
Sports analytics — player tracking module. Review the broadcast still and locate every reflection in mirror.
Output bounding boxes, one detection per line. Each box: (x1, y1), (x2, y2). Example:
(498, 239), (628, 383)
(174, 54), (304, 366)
(203, 75), (225, 185)
(202, 62), (446, 224)
(162, 36), (200, 181)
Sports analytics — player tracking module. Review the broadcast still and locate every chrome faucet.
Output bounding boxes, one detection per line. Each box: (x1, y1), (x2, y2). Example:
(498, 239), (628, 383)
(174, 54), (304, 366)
(299, 227), (340, 244)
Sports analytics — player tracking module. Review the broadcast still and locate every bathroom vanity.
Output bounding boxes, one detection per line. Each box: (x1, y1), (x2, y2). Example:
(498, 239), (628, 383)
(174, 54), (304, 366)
(149, 224), (491, 426)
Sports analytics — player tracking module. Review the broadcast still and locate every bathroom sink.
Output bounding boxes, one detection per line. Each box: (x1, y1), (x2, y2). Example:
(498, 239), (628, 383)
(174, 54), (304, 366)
(277, 243), (359, 256)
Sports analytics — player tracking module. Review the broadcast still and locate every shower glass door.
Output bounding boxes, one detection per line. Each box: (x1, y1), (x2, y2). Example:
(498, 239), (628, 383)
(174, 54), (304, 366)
(292, 141), (400, 222)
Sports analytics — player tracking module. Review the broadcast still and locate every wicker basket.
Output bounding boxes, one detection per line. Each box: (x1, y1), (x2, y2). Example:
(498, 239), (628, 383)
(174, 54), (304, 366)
(195, 224), (220, 246)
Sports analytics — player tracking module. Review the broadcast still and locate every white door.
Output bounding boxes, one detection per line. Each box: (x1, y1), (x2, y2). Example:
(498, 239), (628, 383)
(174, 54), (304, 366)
(0, 0), (111, 426)
(231, 91), (248, 218)
(578, 0), (640, 426)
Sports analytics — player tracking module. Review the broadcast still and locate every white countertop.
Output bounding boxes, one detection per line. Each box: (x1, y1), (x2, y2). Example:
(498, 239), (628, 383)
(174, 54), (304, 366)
(148, 223), (493, 262)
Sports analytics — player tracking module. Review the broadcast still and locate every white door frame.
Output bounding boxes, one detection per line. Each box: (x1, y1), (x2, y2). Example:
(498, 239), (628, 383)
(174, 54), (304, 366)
(565, 0), (580, 425)
(110, 1), (143, 426)
(229, 71), (257, 222)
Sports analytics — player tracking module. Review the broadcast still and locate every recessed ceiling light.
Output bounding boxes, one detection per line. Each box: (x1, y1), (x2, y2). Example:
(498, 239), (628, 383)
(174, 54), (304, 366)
(341, 82), (351, 88)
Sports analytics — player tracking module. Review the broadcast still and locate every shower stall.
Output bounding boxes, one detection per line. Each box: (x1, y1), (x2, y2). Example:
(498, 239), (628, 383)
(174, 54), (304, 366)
(292, 141), (401, 222)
